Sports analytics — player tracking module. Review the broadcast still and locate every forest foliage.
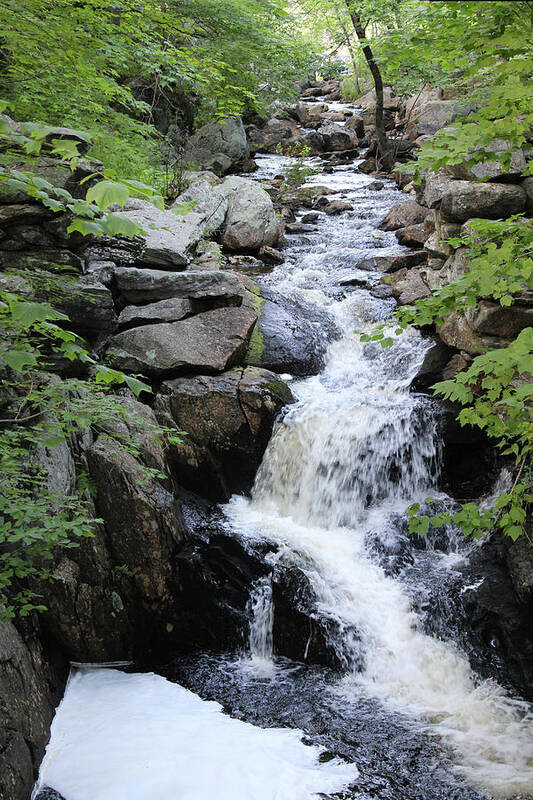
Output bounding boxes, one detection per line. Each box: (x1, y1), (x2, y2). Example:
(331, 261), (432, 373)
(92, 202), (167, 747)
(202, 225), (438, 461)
(0, 0), (532, 618)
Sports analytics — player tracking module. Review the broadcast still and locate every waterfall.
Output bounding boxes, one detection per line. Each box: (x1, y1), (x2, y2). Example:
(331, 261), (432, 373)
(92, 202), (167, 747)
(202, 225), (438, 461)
(247, 576), (275, 668)
(225, 156), (533, 798)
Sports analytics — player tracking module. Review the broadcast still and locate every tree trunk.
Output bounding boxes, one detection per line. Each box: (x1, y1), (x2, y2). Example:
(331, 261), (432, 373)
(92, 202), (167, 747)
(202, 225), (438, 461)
(334, 11), (362, 94)
(344, 2), (393, 171)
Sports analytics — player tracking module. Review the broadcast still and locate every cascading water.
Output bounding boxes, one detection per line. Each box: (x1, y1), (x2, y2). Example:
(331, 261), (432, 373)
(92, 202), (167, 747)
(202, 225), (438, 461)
(247, 576), (275, 668)
(223, 144), (533, 798)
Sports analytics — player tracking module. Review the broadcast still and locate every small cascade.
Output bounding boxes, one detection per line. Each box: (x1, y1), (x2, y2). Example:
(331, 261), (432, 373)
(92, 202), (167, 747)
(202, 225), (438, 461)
(246, 576), (275, 672)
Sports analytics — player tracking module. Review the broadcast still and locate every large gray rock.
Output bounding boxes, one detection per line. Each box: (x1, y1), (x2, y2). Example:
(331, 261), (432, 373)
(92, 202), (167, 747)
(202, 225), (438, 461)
(439, 181), (526, 222)
(40, 274), (117, 335)
(118, 298), (192, 328)
(172, 179), (228, 238)
(344, 114), (365, 138)
(390, 268), (431, 305)
(106, 306), (257, 376)
(184, 117), (249, 174)
(447, 140), (527, 182)
(416, 100), (477, 136)
(297, 102), (328, 128)
(465, 301), (533, 338)
(155, 367), (294, 500)
(438, 312), (486, 355)
(118, 198), (205, 268)
(244, 285), (336, 376)
(220, 176), (280, 252)
(379, 199), (427, 231)
(419, 171), (455, 209)
(355, 87), (400, 111)
(316, 122), (356, 152)
(114, 267), (243, 305)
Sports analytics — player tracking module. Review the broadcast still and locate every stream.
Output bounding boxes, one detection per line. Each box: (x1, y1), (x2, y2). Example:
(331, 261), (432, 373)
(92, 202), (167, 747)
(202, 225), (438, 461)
(35, 102), (533, 800)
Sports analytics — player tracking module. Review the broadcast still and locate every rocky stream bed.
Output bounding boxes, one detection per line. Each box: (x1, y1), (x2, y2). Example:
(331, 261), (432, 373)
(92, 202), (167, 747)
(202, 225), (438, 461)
(1, 85), (532, 800)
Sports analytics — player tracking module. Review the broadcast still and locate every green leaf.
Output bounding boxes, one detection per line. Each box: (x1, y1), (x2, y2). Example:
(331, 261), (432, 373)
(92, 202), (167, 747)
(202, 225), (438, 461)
(1, 348), (38, 372)
(86, 180), (129, 211)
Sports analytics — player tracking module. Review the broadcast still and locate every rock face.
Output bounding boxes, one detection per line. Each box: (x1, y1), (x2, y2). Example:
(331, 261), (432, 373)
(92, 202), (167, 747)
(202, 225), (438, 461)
(113, 267), (243, 305)
(44, 274), (117, 335)
(0, 623), (59, 800)
(155, 367), (294, 500)
(106, 306), (257, 376)
(184, 117), (249, 174)
(220, 176), (280, 252)
(245, 285), (336, 376)
(118, 298), (193, 328)
(439, 181), (526, 223)
(379, 200), (427, 231)
(316, 122), (355, 152)
(172, 180), (228, 236)
(118, 198), (205, 268)
(415, 99), (477, 136)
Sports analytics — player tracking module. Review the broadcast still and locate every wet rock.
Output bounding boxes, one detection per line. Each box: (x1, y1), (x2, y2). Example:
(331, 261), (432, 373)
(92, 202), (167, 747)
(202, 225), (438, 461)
(220, 176), (280, 252)
(244, 284), (336, 376)
(379, 200), (428, 231)
(106, 306), (257, 377)
(324, 200), (353, 215)
(113, 267), (243, 305)
(301, 211), (319, 223)
(34, 789), (66, 800)
(0, 624), (58, 800)
(454, 538), (533, 702)
(395, 223), (427, 248)
(184, 117), (249, 175)
(117, 298), (193, 329)
(506, 536), (533, 606)
(85, 435), (180, 609)
(356, 254), (396, 272)
(155, 367), (294, 500)
(410, 338), (456, 391)
(368, 180), (385, 191)
(344, 114), (365, 138)
(317, 122), (356, 152)
(384, 250), (428, 273)
(258, 245), (284, 264)
(358, 157), (376, 174)
(440, 181), (526, 223)
(441, 353), (471, 381)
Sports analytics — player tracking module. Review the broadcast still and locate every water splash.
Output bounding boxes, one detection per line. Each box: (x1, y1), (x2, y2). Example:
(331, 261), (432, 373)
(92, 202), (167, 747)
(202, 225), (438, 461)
(246, 576), (275, 674)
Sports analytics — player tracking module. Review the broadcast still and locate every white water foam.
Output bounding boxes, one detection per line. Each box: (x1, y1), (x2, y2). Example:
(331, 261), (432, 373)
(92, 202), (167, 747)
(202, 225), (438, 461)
(35, 668), (358, 800)
(226, 287), (533, 797)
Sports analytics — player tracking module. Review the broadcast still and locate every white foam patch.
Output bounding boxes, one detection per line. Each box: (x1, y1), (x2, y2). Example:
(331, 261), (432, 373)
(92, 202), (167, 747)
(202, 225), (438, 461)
(35, 668), (358, 800)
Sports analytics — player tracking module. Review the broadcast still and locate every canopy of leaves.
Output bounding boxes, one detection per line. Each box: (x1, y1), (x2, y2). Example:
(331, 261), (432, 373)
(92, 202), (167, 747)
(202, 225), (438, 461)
(0, 0), (317, 178)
